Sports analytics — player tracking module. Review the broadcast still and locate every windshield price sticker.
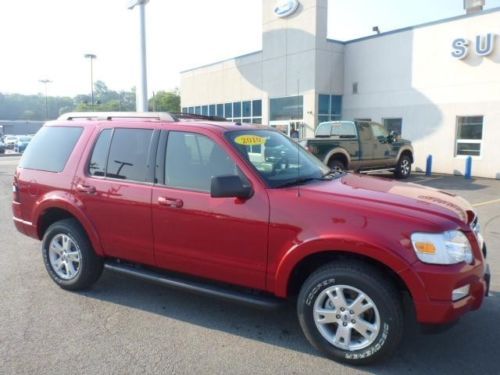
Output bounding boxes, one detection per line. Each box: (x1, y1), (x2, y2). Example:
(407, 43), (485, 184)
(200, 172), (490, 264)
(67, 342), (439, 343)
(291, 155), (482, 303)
(234, 135), (266, 146)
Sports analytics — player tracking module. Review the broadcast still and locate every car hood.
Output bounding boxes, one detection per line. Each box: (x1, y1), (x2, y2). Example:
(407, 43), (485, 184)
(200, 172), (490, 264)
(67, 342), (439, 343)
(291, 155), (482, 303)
(301, 174), (473, 225)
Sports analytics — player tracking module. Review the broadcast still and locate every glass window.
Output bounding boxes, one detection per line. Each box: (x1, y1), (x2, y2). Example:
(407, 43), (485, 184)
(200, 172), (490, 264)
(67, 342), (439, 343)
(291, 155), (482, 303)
(182, 107), (187, 113)
(456, 116), (483, 156)
(242, 101), (251, 117)
(226, 130), (329, 188)
(202, 105), (208, 116)
(331, 96), (342, 115)
(383, 118), (403, 135)
(253, 117), (262, 124)
(216, 104), (224, 117)
(328, 121), (357, 138)
(270, 96), (303, 121)
(165, 132), (238, 192)
(225, 103), (232, 118)
(106, 129), (153, 181)
(318, 95), (330, 114)
(317, 115), (329, 124)
(209, 104), (216, 116)
(370, 123), (389, 139)
(252, 100), (262, 117)
(315, 122), (332, 137)
(195, 106), (201, 115)
(19, 126), (83, 173)
(88, 129), (112, 177)
(233, 102), (241, 117)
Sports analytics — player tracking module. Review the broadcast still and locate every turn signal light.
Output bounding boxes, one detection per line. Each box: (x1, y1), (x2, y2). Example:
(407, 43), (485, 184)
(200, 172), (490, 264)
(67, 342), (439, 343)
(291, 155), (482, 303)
(414, 242), (436, 254)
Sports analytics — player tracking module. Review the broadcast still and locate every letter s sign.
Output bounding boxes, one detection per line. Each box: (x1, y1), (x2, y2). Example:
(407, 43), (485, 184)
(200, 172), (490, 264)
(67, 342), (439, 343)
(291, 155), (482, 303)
(451, 38), (469, 59)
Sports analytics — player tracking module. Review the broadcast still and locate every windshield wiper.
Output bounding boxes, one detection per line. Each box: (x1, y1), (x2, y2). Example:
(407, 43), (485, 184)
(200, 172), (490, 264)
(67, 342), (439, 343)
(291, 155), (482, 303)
(275, 176), (325, 188)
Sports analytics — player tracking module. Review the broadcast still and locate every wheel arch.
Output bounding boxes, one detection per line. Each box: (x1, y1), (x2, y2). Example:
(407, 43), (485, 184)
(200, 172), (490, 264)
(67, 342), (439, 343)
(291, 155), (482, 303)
(34, 196), (104, 256)
(396, 147), (414, 163)
(323, 148), (351, 169)
(273, 239), (424, 304)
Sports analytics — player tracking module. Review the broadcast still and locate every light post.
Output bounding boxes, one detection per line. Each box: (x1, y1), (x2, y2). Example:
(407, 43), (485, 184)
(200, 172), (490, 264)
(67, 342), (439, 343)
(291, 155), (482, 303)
(38, 79), (52, 120)
(84, 53), (97, 109)
(128, 0), (149, 112)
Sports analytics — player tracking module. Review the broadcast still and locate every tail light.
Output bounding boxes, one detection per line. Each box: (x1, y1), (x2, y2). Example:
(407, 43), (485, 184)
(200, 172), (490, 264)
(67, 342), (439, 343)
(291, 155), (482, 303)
(12, 176), (20, 202)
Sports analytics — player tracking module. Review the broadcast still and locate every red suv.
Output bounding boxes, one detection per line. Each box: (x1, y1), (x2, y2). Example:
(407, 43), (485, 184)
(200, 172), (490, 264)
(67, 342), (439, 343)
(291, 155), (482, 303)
(13, 112), (490, 365)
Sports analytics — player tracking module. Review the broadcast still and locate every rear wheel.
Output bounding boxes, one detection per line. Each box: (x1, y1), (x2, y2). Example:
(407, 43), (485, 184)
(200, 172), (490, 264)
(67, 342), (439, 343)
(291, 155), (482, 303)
(328, 159), (346, 173)
(394, 154), (412, 179)
(42, 218), (103, 290)
(297, 261), (404, 365)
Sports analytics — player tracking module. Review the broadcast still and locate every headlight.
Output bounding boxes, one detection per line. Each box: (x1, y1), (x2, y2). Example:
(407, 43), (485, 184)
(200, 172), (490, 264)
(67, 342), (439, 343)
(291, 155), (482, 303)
(411, 230), (473, 265)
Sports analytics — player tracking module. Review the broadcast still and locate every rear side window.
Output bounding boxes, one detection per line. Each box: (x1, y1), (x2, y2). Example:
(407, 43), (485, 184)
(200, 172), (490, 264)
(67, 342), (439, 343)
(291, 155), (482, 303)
(19, 126), (83, 172)
(88, 129), (112, 177)
(105, 129), (153, 181)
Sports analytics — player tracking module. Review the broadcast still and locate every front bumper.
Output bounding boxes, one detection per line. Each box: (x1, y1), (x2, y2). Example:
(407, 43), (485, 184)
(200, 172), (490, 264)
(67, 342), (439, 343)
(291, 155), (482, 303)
(402, 258), (490, 325)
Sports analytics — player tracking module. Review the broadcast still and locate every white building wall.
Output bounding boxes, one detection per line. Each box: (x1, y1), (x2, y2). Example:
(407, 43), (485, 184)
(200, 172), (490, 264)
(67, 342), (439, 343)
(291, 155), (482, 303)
(342, 11), (500, 178)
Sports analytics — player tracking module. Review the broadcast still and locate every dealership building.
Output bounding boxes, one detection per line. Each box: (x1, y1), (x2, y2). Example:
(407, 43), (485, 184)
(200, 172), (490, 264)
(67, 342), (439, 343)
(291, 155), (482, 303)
(180, 0), (500, 179)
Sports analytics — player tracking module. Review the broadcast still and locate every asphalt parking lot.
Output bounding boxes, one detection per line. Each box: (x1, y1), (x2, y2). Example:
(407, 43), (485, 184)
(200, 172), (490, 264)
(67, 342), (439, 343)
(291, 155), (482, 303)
(1, 155), (499, 375)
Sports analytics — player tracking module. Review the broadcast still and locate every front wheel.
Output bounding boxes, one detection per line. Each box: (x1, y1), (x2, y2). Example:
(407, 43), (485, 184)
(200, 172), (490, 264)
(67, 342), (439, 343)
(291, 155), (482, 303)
(394, 155), (412, 179)
(297, 262), (404, 365)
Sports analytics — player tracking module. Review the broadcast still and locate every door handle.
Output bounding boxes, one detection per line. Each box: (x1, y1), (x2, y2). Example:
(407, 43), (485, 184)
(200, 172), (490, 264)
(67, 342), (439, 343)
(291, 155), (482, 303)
(76, 184), (96, 194)
(158, 196), (183, 208)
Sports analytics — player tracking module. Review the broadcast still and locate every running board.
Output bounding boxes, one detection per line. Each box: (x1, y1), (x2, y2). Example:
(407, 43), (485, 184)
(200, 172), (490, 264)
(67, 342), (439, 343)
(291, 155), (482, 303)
(104, 261), (284, 310)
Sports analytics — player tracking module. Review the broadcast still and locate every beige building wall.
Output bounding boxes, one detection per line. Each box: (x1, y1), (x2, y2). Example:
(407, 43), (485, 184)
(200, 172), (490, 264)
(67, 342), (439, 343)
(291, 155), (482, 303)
(342, 10), (500, 178)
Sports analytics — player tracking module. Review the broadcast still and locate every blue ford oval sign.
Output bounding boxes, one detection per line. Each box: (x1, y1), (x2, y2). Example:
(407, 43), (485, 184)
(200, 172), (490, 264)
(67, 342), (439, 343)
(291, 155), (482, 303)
(274, 0), (300, 18)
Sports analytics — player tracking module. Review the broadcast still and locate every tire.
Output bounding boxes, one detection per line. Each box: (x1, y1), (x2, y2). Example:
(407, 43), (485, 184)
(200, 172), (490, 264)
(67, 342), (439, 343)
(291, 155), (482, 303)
(42, 218), (103, 290)
(328, 159), (346, 173)
(297, 261), (404, 365)
(394, 154), (412, 179)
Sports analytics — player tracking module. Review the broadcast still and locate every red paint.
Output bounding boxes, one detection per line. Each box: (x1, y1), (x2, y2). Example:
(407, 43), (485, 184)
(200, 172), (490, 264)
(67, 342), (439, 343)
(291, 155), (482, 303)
(13, 118), (488, 326)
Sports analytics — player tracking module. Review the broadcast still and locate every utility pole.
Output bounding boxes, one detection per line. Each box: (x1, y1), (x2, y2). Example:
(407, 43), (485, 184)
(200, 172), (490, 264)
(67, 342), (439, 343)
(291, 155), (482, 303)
(84, 53), (97, 109)
(39, 79), (52, 120)
(128, 0), (150, 112)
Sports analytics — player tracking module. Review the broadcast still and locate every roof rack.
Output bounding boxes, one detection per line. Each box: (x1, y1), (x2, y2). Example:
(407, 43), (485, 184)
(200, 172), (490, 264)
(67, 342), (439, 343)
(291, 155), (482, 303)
(170, 112), (228, 122)
(58, 112), (177, 122)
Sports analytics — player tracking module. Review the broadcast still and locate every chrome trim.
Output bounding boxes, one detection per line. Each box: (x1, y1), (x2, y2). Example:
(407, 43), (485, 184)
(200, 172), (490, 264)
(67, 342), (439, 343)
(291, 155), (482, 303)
(13, 217), (33, 226)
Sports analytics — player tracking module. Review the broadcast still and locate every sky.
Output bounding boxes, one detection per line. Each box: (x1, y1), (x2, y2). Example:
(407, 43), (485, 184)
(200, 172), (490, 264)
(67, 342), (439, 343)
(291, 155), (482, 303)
(1, 0), (499, 98)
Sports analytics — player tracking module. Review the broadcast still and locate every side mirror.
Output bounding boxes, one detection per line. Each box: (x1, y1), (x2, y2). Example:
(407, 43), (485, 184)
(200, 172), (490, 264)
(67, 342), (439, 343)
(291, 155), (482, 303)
(387, 131), (399, 143)
(211, 175), (253, 199)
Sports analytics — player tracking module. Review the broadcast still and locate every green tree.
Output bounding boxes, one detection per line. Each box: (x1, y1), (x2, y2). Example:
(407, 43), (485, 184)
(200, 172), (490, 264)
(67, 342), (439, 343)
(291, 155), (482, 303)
(149, 90), (180, 112)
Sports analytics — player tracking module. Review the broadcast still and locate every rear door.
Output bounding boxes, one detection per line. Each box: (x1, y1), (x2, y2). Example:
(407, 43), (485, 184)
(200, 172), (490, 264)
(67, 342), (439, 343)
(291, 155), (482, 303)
(74, 126), (157, 265)
(151, 130), (269, 289)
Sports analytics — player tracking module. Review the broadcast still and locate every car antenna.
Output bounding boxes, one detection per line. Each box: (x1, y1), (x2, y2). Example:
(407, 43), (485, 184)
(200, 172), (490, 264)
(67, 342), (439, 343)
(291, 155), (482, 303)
(296, 79), (301, 198)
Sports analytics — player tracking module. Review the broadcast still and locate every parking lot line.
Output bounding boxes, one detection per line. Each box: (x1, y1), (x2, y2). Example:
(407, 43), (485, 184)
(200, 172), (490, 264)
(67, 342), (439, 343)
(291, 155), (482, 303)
(472, 198), (500, 207)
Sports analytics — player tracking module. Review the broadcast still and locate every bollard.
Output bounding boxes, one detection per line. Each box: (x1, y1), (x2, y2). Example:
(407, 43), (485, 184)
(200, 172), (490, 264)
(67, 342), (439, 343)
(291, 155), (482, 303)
(425, 155), (432, 176)
(465, 156), (472, 180)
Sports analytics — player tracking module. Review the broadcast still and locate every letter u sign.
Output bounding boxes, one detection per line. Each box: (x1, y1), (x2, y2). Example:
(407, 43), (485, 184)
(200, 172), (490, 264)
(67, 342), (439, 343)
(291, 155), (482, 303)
(452, 33), (496, 59)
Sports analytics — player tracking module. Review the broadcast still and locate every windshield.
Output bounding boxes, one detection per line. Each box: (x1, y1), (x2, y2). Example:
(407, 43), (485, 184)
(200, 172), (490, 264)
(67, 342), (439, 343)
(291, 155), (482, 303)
(226, 130), (330, 188)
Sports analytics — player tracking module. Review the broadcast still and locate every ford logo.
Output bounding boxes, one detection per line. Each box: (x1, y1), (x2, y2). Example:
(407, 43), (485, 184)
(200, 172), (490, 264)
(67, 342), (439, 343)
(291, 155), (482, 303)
(274, 0), (300, 18)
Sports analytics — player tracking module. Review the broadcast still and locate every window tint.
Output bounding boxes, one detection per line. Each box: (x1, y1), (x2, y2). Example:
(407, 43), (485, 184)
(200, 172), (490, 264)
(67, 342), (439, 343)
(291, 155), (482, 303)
(88, 129), (112, 177)
(106, 129), (153, 181)
(383, 118), (403, 135)
(165, 132), (238, 192)
(19, 126), (83, 172)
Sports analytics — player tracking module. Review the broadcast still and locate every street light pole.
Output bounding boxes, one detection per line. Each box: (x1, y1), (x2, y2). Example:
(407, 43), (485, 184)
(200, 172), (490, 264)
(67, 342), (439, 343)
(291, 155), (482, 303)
(84, 53), (97, 109)
(38, 79), (52, 120)
(128, 0), (149, 112)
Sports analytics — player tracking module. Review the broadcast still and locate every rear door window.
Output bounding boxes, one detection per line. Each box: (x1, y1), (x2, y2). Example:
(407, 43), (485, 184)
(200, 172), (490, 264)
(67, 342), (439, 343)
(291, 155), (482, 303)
(19, 126), (83, 172)
(105, 129), (154, 182)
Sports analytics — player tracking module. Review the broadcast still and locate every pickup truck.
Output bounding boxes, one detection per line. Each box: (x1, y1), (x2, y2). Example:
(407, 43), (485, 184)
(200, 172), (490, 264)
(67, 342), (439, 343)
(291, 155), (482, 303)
(303, 121), (414, 178)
